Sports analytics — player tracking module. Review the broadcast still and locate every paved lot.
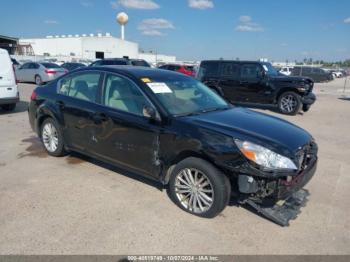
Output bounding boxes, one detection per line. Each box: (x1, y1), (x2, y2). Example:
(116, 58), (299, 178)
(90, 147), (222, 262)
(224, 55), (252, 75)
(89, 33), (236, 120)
(0, 78), (349, 254)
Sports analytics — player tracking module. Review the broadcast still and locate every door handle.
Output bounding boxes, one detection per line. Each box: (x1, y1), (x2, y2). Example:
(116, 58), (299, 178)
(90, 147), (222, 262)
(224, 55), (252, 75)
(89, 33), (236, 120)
(92, 112), (108, 123)
(240, 81), (249, 84)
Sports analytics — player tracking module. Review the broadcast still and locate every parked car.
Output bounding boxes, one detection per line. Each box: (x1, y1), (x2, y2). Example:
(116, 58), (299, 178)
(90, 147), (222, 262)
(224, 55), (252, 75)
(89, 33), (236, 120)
(0, 48), (19, 111)
(158, 64), (195, 77)
(16, 62), (67, 85)
(279, 66), (294, 76)
(28, 66), (318, 225)
(329, 70), (343, 78)
(61, 62), (86, 72)
(90, 58), (150, 67)
(291, 66), (333, 83)
(197, 60), (316, 115)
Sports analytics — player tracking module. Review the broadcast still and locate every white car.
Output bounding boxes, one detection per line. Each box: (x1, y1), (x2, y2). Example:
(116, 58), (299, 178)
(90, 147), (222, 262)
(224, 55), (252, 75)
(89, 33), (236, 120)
(279, 66), (294, 76)
(333, 71), (343, 78)
(16, 62), (67, 85)
(0, 48), (19, 111)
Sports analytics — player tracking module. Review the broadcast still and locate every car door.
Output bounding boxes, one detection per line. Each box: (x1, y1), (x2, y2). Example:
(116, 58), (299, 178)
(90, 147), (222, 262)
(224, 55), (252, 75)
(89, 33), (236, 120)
(26, 63), (39, 82)
(217, 62), (241, 102)
(237, 63), (266, 103)
(16, 63), (30, 81)
(90, 73), (161, 178)
(57, 71), (103, 152)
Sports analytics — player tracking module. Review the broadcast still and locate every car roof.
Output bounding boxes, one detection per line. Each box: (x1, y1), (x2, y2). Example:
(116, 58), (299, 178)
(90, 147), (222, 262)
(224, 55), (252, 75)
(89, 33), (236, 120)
(200, 60), (264, 64)
(76, 65), (186, 79)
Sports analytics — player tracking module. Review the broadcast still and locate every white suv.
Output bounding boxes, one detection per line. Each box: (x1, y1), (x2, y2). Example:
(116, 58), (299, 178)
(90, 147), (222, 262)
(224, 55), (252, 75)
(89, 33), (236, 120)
(279, 66), (294, 76)
(0, 48), (19, 111)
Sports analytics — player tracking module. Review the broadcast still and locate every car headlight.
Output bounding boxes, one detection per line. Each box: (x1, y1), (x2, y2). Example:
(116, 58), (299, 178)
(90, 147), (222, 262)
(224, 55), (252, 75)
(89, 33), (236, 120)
(235, 140), (297, 170)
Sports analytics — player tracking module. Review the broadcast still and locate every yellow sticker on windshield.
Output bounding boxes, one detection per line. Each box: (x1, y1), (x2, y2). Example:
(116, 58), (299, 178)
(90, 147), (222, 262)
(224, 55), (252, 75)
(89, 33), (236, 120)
(141, 77), (152, 83)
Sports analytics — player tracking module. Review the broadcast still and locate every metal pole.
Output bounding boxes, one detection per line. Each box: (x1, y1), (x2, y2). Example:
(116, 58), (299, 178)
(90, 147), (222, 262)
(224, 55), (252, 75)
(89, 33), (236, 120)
(344, 75), (348, 94)
(121, 25), (125, 40)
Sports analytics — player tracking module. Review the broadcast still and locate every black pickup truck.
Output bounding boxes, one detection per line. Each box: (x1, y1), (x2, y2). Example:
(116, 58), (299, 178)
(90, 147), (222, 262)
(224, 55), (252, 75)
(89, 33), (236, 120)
(197, 60), (316, 115)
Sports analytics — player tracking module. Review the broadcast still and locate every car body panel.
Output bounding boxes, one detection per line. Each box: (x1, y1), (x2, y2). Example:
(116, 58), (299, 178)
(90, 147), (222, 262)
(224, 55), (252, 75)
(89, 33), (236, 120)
(0, 48), (18, 103)
(28, 66), (318, 209)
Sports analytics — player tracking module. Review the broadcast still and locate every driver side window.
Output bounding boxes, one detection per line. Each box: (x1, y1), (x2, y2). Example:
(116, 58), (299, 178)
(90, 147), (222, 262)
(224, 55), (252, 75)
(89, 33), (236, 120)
(103, 74), (151, 116)
(241, 64), (262, 81)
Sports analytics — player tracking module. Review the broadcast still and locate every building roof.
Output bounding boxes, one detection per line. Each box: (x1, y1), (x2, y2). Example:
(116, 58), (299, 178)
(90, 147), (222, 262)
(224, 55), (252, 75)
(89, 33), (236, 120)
(0, 35), (19, 42)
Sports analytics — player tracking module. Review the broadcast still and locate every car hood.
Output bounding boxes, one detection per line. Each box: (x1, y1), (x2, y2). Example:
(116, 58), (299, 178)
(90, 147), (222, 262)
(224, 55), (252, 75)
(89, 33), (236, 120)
(184, 107), (312, 156)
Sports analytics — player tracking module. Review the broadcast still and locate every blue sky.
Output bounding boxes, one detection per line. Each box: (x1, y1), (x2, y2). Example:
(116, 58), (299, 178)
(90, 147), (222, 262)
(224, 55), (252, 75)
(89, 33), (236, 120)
(1, 0), (350, 61)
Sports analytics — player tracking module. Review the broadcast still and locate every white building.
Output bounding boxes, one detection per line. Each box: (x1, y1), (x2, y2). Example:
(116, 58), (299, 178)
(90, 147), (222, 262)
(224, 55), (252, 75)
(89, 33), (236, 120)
(18, 34), (177, 64)
(19, 33), (139, 60)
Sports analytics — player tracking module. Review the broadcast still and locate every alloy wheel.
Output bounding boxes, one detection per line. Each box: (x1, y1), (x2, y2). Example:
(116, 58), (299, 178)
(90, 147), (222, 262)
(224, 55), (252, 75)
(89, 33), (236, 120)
(42, 122), (59, 153)
(174, 168), (214, 214)
(280, 94), (297, 113)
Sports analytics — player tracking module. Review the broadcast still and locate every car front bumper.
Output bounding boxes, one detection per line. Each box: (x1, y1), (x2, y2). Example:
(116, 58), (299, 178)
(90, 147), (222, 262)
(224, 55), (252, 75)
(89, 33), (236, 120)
(301, 92), (316, 105)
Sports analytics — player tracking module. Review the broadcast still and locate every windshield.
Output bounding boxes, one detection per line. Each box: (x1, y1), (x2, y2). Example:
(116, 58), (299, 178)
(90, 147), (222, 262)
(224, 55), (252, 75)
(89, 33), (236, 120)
(261, 62), (279, 76)
(41, 63), (61, 68)
(146, 76), (229, 116)
(131, 60), (150, 67)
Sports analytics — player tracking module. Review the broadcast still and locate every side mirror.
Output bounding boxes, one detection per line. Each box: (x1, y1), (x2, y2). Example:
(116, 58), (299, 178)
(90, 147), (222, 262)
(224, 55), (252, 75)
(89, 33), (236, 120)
(143, 106), (159, 121)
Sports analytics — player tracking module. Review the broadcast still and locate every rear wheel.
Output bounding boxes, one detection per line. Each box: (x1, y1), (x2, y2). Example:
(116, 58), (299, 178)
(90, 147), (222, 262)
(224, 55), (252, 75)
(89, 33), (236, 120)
(35, 75), (42, 85)
(1, 104), (16, 111)
(40, 118), (67, 157)
(168, 157), (231, 218)
(278, 92), (302, 115)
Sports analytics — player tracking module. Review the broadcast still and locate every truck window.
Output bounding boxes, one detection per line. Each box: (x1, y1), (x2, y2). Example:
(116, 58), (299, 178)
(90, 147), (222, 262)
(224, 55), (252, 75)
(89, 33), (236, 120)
(240, 64), (262, 81)
(221, 62), (239, 79)
(197, 62), (220, 80)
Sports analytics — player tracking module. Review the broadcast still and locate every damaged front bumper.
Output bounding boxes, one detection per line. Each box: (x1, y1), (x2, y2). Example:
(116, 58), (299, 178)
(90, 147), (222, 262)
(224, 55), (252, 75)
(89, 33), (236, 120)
(237, 148), (318, 226)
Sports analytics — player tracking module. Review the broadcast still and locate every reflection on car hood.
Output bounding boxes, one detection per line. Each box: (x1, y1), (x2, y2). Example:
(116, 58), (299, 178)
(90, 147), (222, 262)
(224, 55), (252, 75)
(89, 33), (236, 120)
(185, 107), (312, 154)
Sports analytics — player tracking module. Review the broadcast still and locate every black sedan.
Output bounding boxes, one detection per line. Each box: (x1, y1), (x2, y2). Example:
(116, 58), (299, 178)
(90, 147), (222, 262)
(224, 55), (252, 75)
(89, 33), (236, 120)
(28, 66), (318, 225)
(61, 62), (86, 72)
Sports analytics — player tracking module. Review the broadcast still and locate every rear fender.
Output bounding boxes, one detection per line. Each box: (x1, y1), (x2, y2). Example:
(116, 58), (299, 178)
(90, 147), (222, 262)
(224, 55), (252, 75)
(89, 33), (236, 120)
(36, 102), (64, 136)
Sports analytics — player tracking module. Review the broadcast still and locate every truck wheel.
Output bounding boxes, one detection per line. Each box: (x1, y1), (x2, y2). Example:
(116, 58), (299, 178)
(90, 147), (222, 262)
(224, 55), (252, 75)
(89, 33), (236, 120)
(302, 104), (311, 112)
(35, 75), (42, 85)
(278, 92), (302, 115)
(40, 118), (67, 157)
(168, 157), (231, 218)
(1, 104), (16, 111)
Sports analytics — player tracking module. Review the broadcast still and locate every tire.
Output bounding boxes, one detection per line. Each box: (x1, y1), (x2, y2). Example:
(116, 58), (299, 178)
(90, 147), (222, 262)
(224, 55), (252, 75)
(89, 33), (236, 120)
(1, 103), (16, 111)
(302, 104), (311, 112)
(40, 118), (67, 157)
(35, 75), (42, 85)
(168, 157), (231, 218)
(278, 91), (302, 115)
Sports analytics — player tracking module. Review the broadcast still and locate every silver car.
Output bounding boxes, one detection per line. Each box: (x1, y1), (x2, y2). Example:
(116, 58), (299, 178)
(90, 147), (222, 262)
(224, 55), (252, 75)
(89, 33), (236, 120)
(16, 62), (67, 85)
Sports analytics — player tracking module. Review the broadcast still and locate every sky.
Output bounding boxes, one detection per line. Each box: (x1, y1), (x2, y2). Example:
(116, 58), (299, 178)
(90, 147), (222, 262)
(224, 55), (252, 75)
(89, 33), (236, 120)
(1, 0), (350, 61)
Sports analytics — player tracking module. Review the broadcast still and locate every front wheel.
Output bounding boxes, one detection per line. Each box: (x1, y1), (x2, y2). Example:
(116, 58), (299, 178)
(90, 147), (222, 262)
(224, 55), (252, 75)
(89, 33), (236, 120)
(168, 157), (231, 218)
(40, 118), (67, 157)
(278, 92), (302, 115)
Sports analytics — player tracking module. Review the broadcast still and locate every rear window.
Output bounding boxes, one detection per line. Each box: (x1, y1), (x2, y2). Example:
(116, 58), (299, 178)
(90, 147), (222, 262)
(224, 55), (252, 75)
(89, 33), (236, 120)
(41, 63), (61, 68)
(131, 60), (150, 67)
(101, 60), (128, 66)
(197, 62), (220, 80)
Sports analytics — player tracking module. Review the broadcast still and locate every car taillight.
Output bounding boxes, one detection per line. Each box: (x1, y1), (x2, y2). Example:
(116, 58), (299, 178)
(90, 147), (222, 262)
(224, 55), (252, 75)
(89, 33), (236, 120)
(45, 69), (57, 74)
(30, 91), (37, 101)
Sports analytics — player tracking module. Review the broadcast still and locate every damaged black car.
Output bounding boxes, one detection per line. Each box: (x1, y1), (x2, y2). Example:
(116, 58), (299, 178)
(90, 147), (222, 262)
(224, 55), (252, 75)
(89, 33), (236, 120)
(28, 66), (318, 226)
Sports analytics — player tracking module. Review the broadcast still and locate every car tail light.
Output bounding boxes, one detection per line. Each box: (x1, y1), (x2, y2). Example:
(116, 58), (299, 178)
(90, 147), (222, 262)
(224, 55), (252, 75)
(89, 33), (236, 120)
(45, 69), (57, 74)
(30, 91), (37, 101)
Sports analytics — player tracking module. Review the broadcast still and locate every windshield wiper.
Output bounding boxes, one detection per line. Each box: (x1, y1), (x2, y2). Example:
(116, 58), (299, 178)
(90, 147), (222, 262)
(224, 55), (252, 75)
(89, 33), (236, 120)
(175, 107), (230, 117)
